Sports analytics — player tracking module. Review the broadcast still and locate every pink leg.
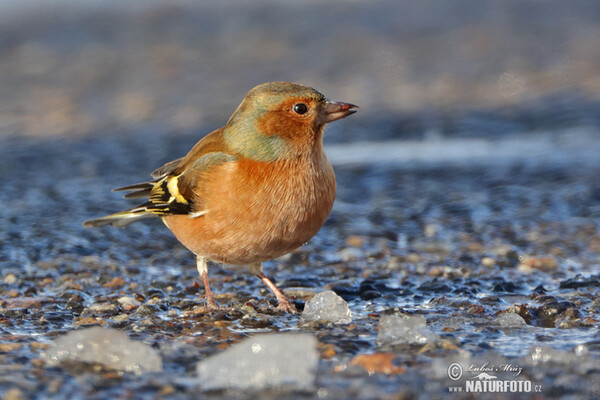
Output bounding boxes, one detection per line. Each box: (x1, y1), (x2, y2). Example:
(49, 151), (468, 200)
(197, 257), (223, 311)
(201, 270), (223, 311)
(250, 262), (297, 314)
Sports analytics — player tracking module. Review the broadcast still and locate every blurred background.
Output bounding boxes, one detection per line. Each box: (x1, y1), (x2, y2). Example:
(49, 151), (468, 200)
(1, 0), (599, 141)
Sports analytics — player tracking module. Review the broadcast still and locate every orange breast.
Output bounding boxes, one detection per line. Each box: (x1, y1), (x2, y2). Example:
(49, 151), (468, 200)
(163, 152), (336, 265)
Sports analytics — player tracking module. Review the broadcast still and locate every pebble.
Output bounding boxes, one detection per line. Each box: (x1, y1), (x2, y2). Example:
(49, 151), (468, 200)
(2, 388), (25, 400)
(117, 296), (141, 310)
(0, 343), (23, 352)
(481, 257), (496, 267)
(495, 312), (527, 328)
(89, 303), (120, 316)
(345, 235), (364, 247)
(518, 256), (559, 272)
(135, 304), (161, 316)
(339, 247), (363, 261)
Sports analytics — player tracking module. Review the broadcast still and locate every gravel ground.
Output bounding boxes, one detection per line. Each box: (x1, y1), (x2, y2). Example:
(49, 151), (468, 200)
(2, 1), (600, 399)
(2, 127), (600, 399)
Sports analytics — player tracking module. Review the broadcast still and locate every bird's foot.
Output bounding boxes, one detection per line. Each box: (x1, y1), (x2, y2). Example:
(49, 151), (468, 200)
(255, 271), (298, 314)
(275, 298), (298, 314)
(205, 296), (230, 312)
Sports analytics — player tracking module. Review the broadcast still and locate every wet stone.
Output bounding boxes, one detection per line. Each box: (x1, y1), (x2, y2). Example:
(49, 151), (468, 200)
(417, 278), (451, 293)
(196, 333), (318, 391)
(518, 256), (559, 273)
(496, 312), (527, 328)
(88, 303), (120, 316)
(41, 326), (162, 374)
(135, 304), (161, 316)
(299, 290), (351, 325)
(559, 275), (600, 289)
(492, 280), (520, 293)
(117, 296), (140, 310)
(536, 301), (575, 324)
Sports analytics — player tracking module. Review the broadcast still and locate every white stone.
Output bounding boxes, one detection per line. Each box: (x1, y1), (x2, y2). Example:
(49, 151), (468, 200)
(117, 296), (141, 308)
(299, 290), (351, 325)
(197, 333), (318, 391)
(41, 326), (162, 374)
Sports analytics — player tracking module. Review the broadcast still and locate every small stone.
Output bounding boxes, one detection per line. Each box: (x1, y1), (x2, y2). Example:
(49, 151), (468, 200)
(112, 314), (130, 323)
(197, 333), (318, 391)
(349, 353), (405, 375)
(4, 297), (43, 309)
(493, 244), (516, 257)
(31, 359), (46, 368)
(103, 277), (126, 288)
(496, 312), (527, 328)
(41, 326), (162, 374)
(30, 342), (51, 351)
(412, 241), (452, 254)
(89, 302), (120, 316)
(345, 235), (364, 247)
(481, 257), (496, 267)
(0, 343), (23, 352)
(159, 385), (176, 396)
(518, 256), (559, 272)
(3, 388), (25, 400)
(339, 247), (363, 261)
(3, 274), (17, 284)
(117, 296), (140, 310)
(135, 304), (160, 316)
(377, 314), (438, 346)
(405, 253), (421, 263)
(299, 291), (351, 325)
(73, 316), (105, 326)
(47, 377), (63, 394)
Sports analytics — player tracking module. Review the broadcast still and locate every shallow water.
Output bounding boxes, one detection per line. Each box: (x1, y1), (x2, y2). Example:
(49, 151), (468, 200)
(1, 125), (600, 398)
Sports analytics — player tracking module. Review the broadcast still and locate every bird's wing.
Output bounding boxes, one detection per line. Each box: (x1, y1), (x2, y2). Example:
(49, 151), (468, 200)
(151, 157), (185, 179)
(84, 128), (238, 227)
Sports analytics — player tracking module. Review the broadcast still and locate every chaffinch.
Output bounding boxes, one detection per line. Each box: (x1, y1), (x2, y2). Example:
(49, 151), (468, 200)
(84, 81), (358, 313)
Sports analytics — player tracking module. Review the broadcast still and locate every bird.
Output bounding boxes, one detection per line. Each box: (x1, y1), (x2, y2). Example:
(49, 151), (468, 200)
(84, 81), (358, 313)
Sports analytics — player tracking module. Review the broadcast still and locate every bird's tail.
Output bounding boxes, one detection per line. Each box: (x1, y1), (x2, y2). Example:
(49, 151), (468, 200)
(83, 205), (157, 228)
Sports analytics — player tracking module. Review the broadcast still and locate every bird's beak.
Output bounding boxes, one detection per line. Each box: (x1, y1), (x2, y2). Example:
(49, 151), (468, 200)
(318, 100), (359, 124)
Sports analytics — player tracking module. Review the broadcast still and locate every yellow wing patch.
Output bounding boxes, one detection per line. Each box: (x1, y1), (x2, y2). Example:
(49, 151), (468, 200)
(149, 174), (189, 206)
(166, 175), (189, 204)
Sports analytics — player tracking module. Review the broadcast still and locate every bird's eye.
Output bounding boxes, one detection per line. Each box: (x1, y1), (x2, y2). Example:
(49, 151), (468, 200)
(292, 103), (308, 115)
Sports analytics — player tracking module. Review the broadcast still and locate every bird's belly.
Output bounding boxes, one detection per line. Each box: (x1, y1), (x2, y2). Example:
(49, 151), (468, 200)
(164, 157), (335, 265)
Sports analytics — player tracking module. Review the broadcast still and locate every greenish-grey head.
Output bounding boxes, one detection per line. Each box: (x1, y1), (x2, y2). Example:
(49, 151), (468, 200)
(224, 81), (358, 161)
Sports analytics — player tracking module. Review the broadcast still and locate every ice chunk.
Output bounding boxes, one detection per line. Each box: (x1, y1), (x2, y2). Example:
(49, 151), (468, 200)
(41, 326), (162, 375)
(496, 312), (527, 328)
(377, 314), (438, 346)
(197, 333), (318, 391)
(299, 290), (351, 325)
(525, 346), (573, 366)
(523, 345), (596, 375)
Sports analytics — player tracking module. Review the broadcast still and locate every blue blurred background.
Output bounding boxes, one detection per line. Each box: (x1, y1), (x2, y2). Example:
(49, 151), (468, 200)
(1, 0), (599, 143)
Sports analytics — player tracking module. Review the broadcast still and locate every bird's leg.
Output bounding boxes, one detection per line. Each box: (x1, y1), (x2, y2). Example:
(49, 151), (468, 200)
(197, 256), (222, 311)
(249, 262), (297, 314)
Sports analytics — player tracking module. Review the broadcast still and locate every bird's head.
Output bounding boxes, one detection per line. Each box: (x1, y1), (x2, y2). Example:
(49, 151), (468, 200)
(224, 82), (358, 161)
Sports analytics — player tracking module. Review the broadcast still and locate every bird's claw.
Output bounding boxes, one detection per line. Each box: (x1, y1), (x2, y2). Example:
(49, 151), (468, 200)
(275, 300), (298, 314)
